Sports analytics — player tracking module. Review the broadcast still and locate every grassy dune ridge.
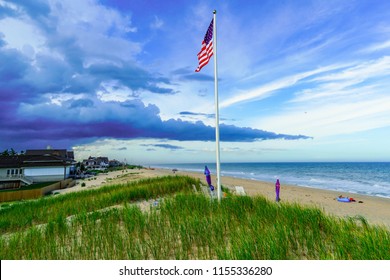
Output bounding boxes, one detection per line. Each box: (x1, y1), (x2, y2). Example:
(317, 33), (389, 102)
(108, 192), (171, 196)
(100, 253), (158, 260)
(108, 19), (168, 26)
(0, 175), (389, 259)
(0, 175), (197, 235)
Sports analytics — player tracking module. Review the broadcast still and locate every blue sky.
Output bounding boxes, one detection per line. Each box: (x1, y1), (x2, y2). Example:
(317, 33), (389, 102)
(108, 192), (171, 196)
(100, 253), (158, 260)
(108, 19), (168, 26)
(1, 0), (390, 164)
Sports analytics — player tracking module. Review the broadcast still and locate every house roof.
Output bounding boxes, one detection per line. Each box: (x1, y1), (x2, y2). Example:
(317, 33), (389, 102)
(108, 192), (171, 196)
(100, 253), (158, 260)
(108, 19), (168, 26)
(0, 156), (21, 168)
(0, 155), (75, 168)
(25, 149), (74, 159)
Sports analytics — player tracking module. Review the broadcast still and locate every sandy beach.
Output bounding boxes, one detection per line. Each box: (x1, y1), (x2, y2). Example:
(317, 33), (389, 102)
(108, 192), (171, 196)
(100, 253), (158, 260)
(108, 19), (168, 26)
(58, 167), (390, 229)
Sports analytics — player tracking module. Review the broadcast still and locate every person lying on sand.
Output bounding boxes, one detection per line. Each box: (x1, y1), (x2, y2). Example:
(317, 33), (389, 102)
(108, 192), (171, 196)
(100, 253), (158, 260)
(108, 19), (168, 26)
(337, 195), (363, 203)
(338, 195), (356, 202)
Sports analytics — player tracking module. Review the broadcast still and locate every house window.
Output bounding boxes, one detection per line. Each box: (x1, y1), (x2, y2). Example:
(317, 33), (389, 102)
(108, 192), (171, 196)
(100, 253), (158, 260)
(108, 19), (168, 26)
(6, 169), (23, 177)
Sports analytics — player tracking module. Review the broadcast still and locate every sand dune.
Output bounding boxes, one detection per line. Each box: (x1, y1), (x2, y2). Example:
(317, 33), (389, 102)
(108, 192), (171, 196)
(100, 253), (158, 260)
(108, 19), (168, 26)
(58, 167), (390, 229)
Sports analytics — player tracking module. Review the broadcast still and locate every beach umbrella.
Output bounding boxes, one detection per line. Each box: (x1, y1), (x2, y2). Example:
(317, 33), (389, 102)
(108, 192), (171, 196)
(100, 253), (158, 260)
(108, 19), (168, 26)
(204, 166), (215, 191)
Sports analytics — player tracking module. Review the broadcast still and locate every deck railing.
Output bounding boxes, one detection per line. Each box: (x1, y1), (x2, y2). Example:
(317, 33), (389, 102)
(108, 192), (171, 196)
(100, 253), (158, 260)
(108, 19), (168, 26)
(0, 175), (34, 185)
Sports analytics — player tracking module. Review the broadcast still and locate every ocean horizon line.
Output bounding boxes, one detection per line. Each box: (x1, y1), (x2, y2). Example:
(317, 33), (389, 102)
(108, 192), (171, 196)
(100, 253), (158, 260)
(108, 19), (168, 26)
(151, 161), (390, 165)
(152, 162), (390, 199)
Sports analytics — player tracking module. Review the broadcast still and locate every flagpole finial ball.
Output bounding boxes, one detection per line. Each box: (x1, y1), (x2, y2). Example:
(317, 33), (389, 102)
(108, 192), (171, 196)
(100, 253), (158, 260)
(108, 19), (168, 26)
(213, 10), (217, 14)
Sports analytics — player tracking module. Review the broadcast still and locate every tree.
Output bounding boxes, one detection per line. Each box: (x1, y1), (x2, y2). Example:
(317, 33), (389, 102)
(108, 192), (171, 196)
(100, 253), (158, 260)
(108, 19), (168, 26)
(0, 148), (21, 156)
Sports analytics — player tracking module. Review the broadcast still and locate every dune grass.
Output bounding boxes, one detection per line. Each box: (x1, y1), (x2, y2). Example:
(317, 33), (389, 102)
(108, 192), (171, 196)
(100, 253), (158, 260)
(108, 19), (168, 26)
(0, 175), (389, 260)
(0, 176), (197, 234)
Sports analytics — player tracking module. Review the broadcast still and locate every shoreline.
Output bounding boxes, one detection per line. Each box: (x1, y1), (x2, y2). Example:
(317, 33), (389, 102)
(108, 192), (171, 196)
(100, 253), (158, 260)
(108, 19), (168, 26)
(146, 168), (390, 229)
(58, 167), (390, 229)
(153, 162), (390, 200)
(173, 168), (390, 229)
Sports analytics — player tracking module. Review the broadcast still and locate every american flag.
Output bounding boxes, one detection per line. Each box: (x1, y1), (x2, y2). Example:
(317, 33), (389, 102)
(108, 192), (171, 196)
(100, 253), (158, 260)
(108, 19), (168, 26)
(195, 19), (213, 72)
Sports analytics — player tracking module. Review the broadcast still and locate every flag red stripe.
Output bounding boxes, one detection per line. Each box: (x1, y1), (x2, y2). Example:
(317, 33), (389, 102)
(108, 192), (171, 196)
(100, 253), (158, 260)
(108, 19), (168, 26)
(195, 40), (213, 72)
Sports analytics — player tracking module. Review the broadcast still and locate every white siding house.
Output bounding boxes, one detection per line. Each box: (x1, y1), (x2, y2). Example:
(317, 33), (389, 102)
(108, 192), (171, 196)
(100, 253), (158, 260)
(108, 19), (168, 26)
(0, 149), (75, 189)
(23, 166), (70, 182)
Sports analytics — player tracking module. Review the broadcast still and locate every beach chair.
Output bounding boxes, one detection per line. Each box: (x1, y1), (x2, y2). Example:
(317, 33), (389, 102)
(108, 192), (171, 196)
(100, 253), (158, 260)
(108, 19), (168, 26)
(200, 185), (209, 196)
(200, 184), (217, 200)
(235, 186), (246, 196)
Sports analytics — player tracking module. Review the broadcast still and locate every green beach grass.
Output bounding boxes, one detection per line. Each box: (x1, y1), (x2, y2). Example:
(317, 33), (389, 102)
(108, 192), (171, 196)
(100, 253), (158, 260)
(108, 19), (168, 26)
(0, 175), (389, 260)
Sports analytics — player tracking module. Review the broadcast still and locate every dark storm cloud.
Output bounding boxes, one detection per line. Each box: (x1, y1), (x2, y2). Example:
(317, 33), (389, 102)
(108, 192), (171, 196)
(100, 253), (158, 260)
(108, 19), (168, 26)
(179, 111), (215, 119)
(67, 98), (94, 109)
(0, 1), (311, 151)
(172, 67), (214, 82)
(87, 63), (175, 94)
(10, 0), (51, 19)
(0, 97), (311, 150)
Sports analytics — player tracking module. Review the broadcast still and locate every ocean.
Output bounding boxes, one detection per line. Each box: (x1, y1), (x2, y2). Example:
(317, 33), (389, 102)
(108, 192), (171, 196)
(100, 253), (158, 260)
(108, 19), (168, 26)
(153, 162), (390, 199)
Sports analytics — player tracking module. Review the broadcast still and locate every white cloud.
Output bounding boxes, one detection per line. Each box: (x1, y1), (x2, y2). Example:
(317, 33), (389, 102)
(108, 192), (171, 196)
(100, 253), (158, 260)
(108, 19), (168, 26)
(150, 16), (164, 30)
(247, 56), (390, 138)
(48, 0), (141, 60)
(0, 17), (46, 53)
(291, 56), (390, 103)
(0, 0), (142, 65)
(220, 64), (346, 108)
(362, 40), (390, 53)
(46, 93), (85, 106)
(310, 56), (390, 83)
(96, 80), (135, 102)
(256, 95), (390, 137)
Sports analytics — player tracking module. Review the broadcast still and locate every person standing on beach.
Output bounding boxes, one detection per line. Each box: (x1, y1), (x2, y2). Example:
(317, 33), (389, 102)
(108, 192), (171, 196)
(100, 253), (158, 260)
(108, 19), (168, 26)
(275, 179), (281, 202)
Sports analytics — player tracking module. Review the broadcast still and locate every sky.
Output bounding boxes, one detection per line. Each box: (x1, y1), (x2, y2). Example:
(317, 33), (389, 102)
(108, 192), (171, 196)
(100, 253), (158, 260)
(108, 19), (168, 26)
(1, 0), (390, 164)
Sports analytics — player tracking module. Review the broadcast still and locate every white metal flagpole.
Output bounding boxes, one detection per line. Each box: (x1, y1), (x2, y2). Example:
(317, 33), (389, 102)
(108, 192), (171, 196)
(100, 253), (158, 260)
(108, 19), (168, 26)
(213, 10), (222, 202)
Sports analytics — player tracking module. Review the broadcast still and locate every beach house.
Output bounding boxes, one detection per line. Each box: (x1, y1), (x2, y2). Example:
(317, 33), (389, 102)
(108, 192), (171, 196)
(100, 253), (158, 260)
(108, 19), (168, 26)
(82, 156), (109, 170)
(0, 149), (76, 190)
